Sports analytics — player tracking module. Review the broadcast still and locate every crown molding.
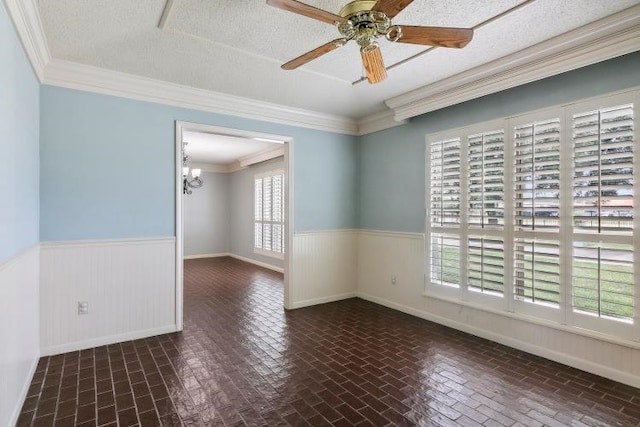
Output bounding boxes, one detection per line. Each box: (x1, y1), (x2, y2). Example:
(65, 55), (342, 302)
(43, 59), (359, 135)
(357, 109), (408, 135)
(3, 0), (50, 81)
(190, 145), (285, 174)
(386, 5), (640, 121)
(190, 162), (240, 174)
(239, 145), (285, 168)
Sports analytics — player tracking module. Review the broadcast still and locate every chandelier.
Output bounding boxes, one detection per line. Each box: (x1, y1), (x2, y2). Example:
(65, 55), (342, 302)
(182, 143), (203, 195)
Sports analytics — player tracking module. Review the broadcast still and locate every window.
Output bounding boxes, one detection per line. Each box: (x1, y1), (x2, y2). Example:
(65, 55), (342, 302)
(570, 103), (634, 327)
(254, 170), (285, 258)
(426, 92), (638, 340)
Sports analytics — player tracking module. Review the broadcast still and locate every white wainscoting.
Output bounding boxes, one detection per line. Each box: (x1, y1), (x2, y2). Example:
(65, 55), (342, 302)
(356, 230), (640, 388)
(0, 245), (40, 427)
(290, 230), (358, 309)
(40, 238), (177, 356)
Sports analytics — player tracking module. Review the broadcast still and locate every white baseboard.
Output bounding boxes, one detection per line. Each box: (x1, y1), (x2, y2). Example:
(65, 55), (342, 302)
(183, 252), (229, 260)
(357, 292), (640, 389)
(182, 252), (284, 273)
(40, 325), (177, 357)
(228, 253), (284, 273)
(290, 292), (357, 309)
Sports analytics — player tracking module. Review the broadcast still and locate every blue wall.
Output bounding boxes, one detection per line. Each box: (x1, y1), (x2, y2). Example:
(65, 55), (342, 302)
(358, 52), (640, 233)
(0, 2), (40, 263)
(33, 51), (640, 241)
(40, 87), (358, 240)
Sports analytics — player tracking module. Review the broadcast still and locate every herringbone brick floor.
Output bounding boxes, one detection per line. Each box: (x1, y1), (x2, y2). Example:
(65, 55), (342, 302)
(17, 257), (640, 426)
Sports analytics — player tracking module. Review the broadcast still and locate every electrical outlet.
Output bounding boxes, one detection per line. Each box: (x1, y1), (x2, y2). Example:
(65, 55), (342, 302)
(391, 275), (397, 285)
(77, 301), (88, 315)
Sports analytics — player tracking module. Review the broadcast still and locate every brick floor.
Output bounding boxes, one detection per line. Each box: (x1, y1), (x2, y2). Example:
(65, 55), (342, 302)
(17, 256), (640, 426)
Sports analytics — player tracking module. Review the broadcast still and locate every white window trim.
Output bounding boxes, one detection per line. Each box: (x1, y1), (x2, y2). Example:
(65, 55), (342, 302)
(425, 89), (640, 342)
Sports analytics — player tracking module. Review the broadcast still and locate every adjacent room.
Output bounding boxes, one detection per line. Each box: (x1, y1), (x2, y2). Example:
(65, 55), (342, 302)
(2, 0), (640, 426)
(180, 124), (287, 273)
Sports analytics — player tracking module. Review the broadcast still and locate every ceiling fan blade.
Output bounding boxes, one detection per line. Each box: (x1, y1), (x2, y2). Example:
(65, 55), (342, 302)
(397, 26), (473, 48)
(282, 39), (347, 70)
(372, 0), (414, 19)
(266, 0), (345, 25)
(360, 44), (387, 84)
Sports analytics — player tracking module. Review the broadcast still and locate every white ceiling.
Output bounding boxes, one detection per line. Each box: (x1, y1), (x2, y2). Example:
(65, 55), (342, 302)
(37, 0), (639, 120)
(183, 131), (281, 165)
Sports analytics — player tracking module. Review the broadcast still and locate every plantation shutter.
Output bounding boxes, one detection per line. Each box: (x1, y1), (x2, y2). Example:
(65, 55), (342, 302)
(272, 174), (284, 253)
(262, 177), (273, 250)
(468, 130), (505, 227)
(572, 242), (633, 322)
(512, 117), (562, 310)
(572, 104), (634, 233)
(430, 137), (461, 226)
(429, 135), (462, 289)
(427, 93), (637, 338)
(254, 172), (285, 254)
(514, 119), (561, 231)
(254, 178), (263, 249)
(468, 237), (504, 295)
(571, 103), (634, 323)
(429, 234), (460, 287)
(513, 239), (561, 307)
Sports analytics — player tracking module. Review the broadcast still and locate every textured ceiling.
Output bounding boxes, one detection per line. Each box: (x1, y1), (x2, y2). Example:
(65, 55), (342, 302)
(183, 131), (280, 165)
(37, 0), (640, 120)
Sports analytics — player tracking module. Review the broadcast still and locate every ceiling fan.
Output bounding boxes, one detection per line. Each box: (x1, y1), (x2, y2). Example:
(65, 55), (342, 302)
(266, 0), (474, 84)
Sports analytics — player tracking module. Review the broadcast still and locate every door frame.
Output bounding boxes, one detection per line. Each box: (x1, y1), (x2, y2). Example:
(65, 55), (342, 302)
(174, 121), (294, 330)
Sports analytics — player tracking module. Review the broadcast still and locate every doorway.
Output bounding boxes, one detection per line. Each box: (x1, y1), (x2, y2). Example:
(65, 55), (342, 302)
(174, 121), (294, 330)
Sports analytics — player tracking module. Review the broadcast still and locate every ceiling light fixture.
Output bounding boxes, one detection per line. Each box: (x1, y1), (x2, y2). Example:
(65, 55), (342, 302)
(183, 142), (203, 195)
(337, 2), (399, 83)
(360, 42), (387, 83)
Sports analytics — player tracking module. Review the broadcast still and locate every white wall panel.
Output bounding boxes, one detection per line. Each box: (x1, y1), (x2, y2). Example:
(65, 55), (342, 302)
(291, 231), (358, 308)
(357, 230), (426, 308)
(40, 238), (177, 355)
(0, 245), (39, 427)
(356, 230), (640, 388)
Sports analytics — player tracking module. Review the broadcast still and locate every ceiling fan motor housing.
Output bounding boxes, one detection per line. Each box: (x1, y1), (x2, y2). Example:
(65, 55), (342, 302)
(337, 0), (402, 49)
(338, 0), (377, 17)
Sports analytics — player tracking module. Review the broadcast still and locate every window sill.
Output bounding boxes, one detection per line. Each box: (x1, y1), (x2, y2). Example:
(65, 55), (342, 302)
(422, 291), (640, 350)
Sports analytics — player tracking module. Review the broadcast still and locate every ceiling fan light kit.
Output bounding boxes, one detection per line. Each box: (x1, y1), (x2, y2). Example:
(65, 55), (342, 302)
(361, 44), (387, 83)
(266, 0), (473, 84)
